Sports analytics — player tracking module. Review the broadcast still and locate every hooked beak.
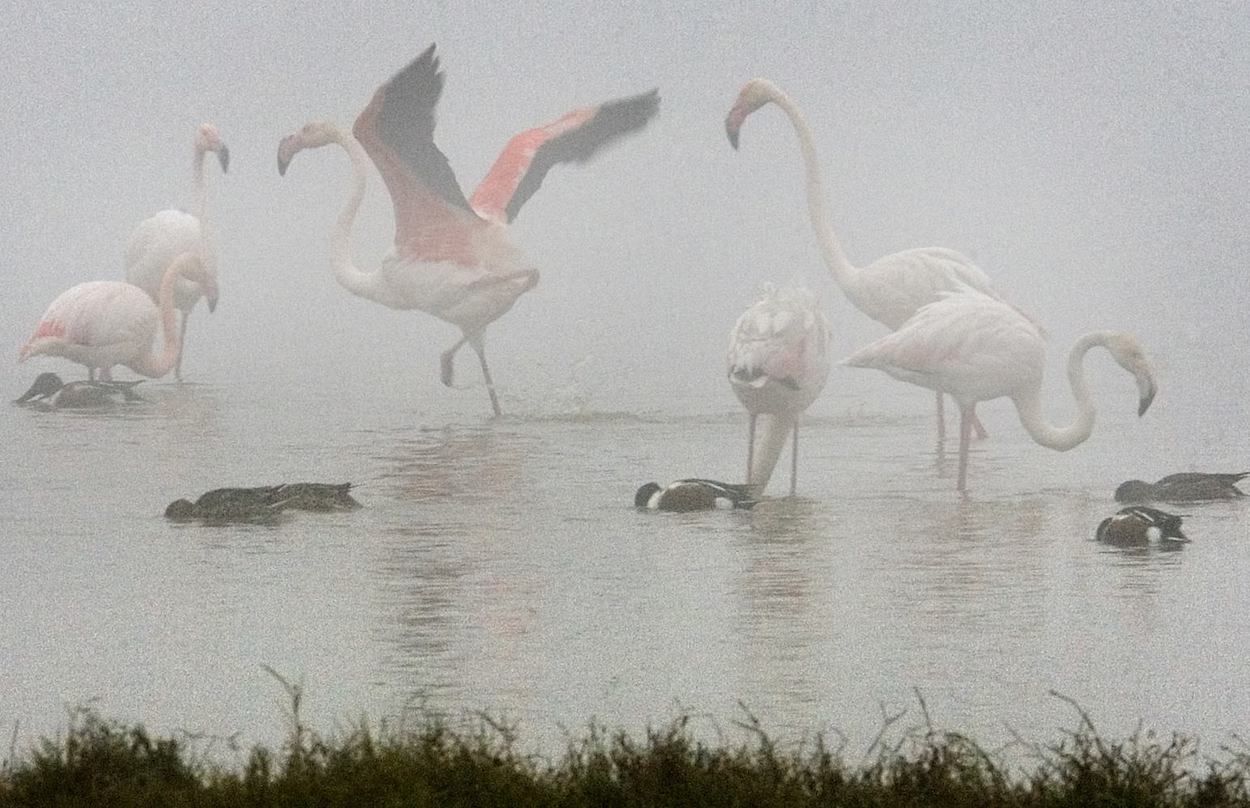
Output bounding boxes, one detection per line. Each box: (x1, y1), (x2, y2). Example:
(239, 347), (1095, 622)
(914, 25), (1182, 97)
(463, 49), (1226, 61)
(203, 281), (220, 313)
(216, 144), (230, 173)
(277, 134), (299, 176)
(1136, 371), (1157, 416)
(725, 108), (743, 150)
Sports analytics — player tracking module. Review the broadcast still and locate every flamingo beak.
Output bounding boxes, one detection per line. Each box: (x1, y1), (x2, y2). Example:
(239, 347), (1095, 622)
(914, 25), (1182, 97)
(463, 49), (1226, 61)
(204, 280), (219, 313)
(725, 108), (743, 150)
(216, 144), (230, 173)
(277, 134), (299, 176)
(1136, 372), (1157, 416)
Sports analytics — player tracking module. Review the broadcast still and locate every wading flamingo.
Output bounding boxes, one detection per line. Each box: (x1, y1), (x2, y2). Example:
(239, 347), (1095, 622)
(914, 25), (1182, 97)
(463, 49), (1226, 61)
(728, 284), (831, 496)
(843, 291), (1156, 493)
(277, 44), (659, 415)
(725, 78), (1037, 441)
(20, 252), (217, 381)
(126, 123), (229, 380)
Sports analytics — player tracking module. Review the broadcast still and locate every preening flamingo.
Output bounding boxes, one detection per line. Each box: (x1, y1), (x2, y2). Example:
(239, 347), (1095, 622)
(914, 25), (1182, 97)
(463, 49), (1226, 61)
(20, 252), (218, 381)
(277, 44), (660, 415)
(725, 78), (1036, 441)
(842, 291), (1157, 493)
(728, 284), (831, 495)
(125, 123), (229, 380)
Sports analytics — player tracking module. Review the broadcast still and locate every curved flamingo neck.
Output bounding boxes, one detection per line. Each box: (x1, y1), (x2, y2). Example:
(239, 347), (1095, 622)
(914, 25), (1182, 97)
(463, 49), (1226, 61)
(1011, 332), (1109, 451)
(749, 410), (796, 491)
(327, 127), (389, 305)
(192, 145), (209, 222)
(761, 84), (858, 291)
(130, 254), (198, 378)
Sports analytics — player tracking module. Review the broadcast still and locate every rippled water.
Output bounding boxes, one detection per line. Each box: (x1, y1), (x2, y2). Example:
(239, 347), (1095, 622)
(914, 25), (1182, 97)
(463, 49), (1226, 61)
(3, 360), (1248, 762)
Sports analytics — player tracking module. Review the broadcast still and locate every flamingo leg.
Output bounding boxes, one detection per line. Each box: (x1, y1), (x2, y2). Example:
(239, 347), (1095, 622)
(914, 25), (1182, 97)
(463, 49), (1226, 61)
(957, 404), (973, 493)
(468, 335), (502, 417)
(440, 335), (469, 387)
(174, 310), (191, 382)
(746, 413), (757, 485)
(790, 420), (799, 496)
(936, 390), (946, 443)
(970, 406), (988, 440)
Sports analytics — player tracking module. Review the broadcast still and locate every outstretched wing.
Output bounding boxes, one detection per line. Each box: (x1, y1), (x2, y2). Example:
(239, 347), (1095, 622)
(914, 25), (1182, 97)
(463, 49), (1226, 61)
(353, 44), (485, 265)
(470, 89), (660, 225)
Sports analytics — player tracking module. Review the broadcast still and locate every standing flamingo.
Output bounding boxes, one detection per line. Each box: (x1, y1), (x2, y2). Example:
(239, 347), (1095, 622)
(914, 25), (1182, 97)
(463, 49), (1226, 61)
(125, 123), (229, 381)
(842, 291), (1157, 493)
(728, 284), (831, 495)
(276, 45), (659, 415)
(20, 252), (217, 381)
(725, 78), (1036, 441)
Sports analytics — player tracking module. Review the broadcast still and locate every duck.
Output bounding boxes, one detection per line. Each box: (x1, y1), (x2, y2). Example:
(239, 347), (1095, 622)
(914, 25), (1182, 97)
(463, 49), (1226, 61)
(1114, 472), (1247, 503)
(166, 482), (362, 522)
(15, 372), (146, 409)
(1095, 505), (1189, 546)
(634, 479), (757, 512)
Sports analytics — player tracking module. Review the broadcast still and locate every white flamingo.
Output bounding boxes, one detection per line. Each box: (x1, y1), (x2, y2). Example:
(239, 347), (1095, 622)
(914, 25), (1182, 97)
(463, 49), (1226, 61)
(725, 78), (1037, 441)
(21, 252), (217, 381)
(277, 44), (659, 415)
(842, 291), (1157, 493)
(125, 123), (229, 380)
(728, 284), (831, 495)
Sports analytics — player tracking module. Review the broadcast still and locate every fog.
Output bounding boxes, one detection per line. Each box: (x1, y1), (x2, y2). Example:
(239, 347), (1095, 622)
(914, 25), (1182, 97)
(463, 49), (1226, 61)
(3, 2), (1248, 414)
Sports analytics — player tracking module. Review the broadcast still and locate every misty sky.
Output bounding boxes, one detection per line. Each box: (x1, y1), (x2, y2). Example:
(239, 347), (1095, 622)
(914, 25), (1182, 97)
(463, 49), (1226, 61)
(2, 2), (1247, 414)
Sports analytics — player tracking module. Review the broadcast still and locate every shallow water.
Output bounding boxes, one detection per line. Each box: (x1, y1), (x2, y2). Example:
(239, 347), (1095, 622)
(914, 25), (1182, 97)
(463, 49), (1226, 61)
(3, 360), (1248, 764)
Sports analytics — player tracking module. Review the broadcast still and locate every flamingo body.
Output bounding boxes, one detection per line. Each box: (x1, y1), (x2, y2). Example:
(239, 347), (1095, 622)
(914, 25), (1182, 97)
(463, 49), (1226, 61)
(844, 291), (1157, 492)
(278, 44), (659, 414)
(728, 284), (831, 494)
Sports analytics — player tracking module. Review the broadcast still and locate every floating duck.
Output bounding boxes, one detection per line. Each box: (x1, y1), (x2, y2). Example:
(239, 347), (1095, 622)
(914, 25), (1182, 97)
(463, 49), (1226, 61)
(166, 482), (361, 522)
(634, 479), (757, 512)
(1115, 472), (1247, 503)
(1096, 505), (1189, 546)
(15, 372), (146, 409)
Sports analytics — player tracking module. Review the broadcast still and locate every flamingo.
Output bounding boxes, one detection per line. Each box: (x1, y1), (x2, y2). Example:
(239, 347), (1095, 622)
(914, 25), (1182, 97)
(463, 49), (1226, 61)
(277, 45), (659, 415)
(20, 252), (218, 382)
(725, 78), (1036, 441)
(125, 123), (229, 381)
(728, 284), (831, 496)
(842, 291), (1157, 493)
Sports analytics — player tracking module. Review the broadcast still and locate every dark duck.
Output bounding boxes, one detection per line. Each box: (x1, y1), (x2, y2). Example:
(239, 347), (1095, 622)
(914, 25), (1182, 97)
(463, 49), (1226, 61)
(15, 372), (146, 409)
(635, 479), (757, 512)
(1115, 472), (1247, 503)
(166, 483), (362, 522)
(1096, 506), (1189, 546)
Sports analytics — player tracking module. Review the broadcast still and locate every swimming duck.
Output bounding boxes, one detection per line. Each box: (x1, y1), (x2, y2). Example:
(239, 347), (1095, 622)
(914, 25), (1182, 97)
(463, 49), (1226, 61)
(1096, 505), (1189, 546)
(634, 479), (757, 512)
(1114, 472), (1247, 503)
(15, 372), (145, 409)
(166, 482), (362, 522)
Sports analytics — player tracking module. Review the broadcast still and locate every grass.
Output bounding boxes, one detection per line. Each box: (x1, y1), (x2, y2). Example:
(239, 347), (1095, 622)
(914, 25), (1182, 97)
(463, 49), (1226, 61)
(2, 683), (1249, 807)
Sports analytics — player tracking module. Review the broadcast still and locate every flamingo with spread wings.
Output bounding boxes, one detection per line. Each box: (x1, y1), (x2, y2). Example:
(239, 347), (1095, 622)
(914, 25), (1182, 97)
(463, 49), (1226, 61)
(278, 45), (659, 415)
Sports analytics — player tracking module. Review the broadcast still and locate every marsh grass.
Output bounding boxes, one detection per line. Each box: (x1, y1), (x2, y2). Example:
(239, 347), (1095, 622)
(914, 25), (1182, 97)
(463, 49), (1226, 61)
(2, 687), (1247, 807)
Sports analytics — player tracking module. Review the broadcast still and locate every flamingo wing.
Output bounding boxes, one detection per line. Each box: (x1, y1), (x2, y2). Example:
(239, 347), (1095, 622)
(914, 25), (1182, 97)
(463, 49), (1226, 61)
(352, 44), (484, 265)
(469, 88), (660, 225)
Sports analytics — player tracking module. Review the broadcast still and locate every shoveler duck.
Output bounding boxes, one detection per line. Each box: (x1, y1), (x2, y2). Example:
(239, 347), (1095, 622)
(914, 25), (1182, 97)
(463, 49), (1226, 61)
(166, 482), (362, 522)
(634, 479), (757, 512)
(1096, 506), (1189, 546)
(1115, 472), (1248, 503)
(15, 372), (146, 409)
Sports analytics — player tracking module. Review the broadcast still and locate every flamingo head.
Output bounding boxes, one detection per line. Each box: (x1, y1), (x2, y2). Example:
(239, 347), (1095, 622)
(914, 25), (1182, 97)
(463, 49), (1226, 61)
(725, 78), (781, 150)
(1105, 333), (1157, 416)
(176, 254), (219, 313)
(195, 123), (230, 173)
(277, 122), (338, 176)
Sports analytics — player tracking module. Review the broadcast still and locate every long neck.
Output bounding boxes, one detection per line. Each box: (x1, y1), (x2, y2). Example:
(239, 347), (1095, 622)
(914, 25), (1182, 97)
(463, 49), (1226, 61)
(1010, 332), (1108, 451)
(750, 411), (796, 492)
(192, 146), (208, 221)
(764, 87), (858, 290)
(131, 254), (198, 378)
(328, 127), (386, 303)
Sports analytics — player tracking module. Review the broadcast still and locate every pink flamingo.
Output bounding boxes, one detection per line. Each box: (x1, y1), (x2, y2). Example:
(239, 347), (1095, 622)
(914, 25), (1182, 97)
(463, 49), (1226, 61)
(725, 78), (1037, 442)
(728, 284), (831, 495)
(277, 45), (659, 415)
(20, 252), (218, 381)
(842, 291), (1157, 493)
(126, 123), (229, 380)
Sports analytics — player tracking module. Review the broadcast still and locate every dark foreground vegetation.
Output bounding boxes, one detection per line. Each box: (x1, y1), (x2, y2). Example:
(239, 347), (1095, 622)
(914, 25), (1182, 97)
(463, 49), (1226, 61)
(3, 690), (1249, 807)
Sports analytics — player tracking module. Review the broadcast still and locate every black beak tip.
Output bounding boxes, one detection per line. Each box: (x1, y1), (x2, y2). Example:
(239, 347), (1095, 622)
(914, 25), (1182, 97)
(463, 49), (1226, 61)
(277, 156), (289, 177)
(726, 125), (740, 150)
(218, 146), (230, 173)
